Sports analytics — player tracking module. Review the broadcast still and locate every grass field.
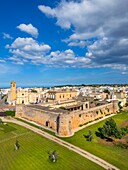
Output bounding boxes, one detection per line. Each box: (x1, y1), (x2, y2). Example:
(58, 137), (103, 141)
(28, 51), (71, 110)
(62, 111), (128, 170)
(0, 123), (104, 170)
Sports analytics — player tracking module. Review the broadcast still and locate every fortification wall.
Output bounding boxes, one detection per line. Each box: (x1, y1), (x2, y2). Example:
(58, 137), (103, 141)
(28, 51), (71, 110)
(16, 105), (59, 130)
(70, 101), (119, 130)
(15, 101), (119, 137)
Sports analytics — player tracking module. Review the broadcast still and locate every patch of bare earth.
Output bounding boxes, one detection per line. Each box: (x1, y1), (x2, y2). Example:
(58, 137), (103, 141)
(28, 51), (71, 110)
(119, 120), (128, 128)
(98, 138), (114, 146)
(98, 135), (128, 149)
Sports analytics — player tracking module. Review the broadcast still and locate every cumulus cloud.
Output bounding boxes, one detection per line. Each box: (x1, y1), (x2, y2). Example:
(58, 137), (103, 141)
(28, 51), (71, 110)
(0, 60), (6, 63)
(17, 24), (39, 38)
(31, 49), (91, 68)
(3, 33), (13, 39)
(38, 0), (128, 70)
(6, 37), (51, 64)
(6, 37), (91, 67)
(6, 36), (127, 70)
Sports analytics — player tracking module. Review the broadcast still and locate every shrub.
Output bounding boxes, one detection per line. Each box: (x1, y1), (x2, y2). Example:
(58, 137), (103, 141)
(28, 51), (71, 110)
(79, 124), (83, 127)
(96, 118), (122, 139)
(48, 150), (58, 162)
(85, 130), (93, 141)
(5, 111), (15, 116)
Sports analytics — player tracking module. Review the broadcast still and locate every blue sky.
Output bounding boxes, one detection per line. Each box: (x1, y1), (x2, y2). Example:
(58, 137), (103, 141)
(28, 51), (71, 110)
(0, 0), (128, 87)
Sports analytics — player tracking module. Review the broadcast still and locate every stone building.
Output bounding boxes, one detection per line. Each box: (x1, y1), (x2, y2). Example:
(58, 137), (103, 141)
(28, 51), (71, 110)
(47, 89), (77, 102)
(16, 99), (119, 137)
(7, 81), (44, 105)
(7, 81), (16, 105)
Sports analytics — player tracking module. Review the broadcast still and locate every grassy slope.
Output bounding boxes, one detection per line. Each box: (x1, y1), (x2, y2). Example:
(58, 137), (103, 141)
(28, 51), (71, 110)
(62, 111), (128, 170)
(0, 123), (104, 170)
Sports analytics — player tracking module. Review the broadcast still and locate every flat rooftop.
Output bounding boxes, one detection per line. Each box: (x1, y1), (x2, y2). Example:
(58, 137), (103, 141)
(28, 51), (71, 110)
(27, 104), (68, 114)
(48, 90), (77, 93)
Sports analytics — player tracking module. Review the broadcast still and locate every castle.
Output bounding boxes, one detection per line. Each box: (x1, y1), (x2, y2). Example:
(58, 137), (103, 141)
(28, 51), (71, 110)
(16, 99), (119, 137)
(8, 81), (119, 137)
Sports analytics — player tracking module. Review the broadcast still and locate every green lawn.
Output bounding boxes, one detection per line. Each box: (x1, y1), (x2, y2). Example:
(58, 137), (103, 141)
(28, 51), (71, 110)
(0, 123), (104, 170)
(62, 111), (128, 170)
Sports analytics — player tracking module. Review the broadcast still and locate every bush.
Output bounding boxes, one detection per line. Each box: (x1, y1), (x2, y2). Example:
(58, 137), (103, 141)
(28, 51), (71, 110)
(84, 130), (93, 141)
(121, 126), (128, 136)
(79, 124), (83, 127)
(48, 150), (58, 162)
(5, 111), (15, 116)
(118, 101), (123, 110)
(96, 118), (122, 139)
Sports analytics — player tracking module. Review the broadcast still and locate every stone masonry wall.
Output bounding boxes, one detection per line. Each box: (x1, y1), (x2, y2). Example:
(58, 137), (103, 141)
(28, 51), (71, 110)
(70, 101), (119, 130)
(16, 101), (119, 137)
(16, 105), (59, 131)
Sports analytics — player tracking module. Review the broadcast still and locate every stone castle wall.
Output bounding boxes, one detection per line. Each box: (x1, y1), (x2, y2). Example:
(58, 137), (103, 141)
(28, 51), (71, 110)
(70, 101), (118, 130)
(16, 105), (59, 131)
(16, 101), (119, 137)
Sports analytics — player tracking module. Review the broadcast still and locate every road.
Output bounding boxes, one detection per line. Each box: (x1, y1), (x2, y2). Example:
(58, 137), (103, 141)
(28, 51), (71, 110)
(1, 117), (120, 170)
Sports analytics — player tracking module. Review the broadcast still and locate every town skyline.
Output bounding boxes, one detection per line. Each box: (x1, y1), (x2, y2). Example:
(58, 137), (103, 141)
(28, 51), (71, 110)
(0, 0), (128, 86)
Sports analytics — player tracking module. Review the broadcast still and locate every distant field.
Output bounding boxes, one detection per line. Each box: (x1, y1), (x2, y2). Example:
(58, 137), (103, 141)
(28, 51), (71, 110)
(0, 123), (104, 170)
(62, 111), (128, 170)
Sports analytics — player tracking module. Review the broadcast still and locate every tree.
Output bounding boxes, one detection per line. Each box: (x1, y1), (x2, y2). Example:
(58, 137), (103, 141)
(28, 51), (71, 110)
(103, 89), (110, 94)
(96, 118), (122, 139)
(48, 150), (58, 162)
(84, 130), (93, 141)
(118, 101), (123, 110)
(88, 130), (93, 141)
(31, 89), (37, 93)
(14, 140), (20, 150)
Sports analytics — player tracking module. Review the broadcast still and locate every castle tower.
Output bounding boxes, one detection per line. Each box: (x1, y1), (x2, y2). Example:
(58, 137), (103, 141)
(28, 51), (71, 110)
(10, 81), (16, 101)
(57, 114), (74, 137)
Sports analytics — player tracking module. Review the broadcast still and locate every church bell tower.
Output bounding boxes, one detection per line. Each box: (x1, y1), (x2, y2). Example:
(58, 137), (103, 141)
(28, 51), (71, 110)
(10, 81), (16, 101)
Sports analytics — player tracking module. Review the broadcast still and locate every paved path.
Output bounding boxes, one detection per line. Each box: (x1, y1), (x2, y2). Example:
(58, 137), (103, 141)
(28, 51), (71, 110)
(1, 117), (119, 170)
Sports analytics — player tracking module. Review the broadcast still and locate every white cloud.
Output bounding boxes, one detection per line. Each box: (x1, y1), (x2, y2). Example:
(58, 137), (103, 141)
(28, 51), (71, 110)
(38, 5), (56, 17)
(32, 49), (91, 67)
(38, 0), (128, 70)
(6, 36), (128, 71)
(6, 37), (91, 67)
(0, 59), (6, 63)
(3, 33), (13, 39)
(122, 72), (128, 75)
(17, 24), (39, 38)
(68, 40), (90, 48)
(6, 37), (51, 64)
(0, 63), (20, 75)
